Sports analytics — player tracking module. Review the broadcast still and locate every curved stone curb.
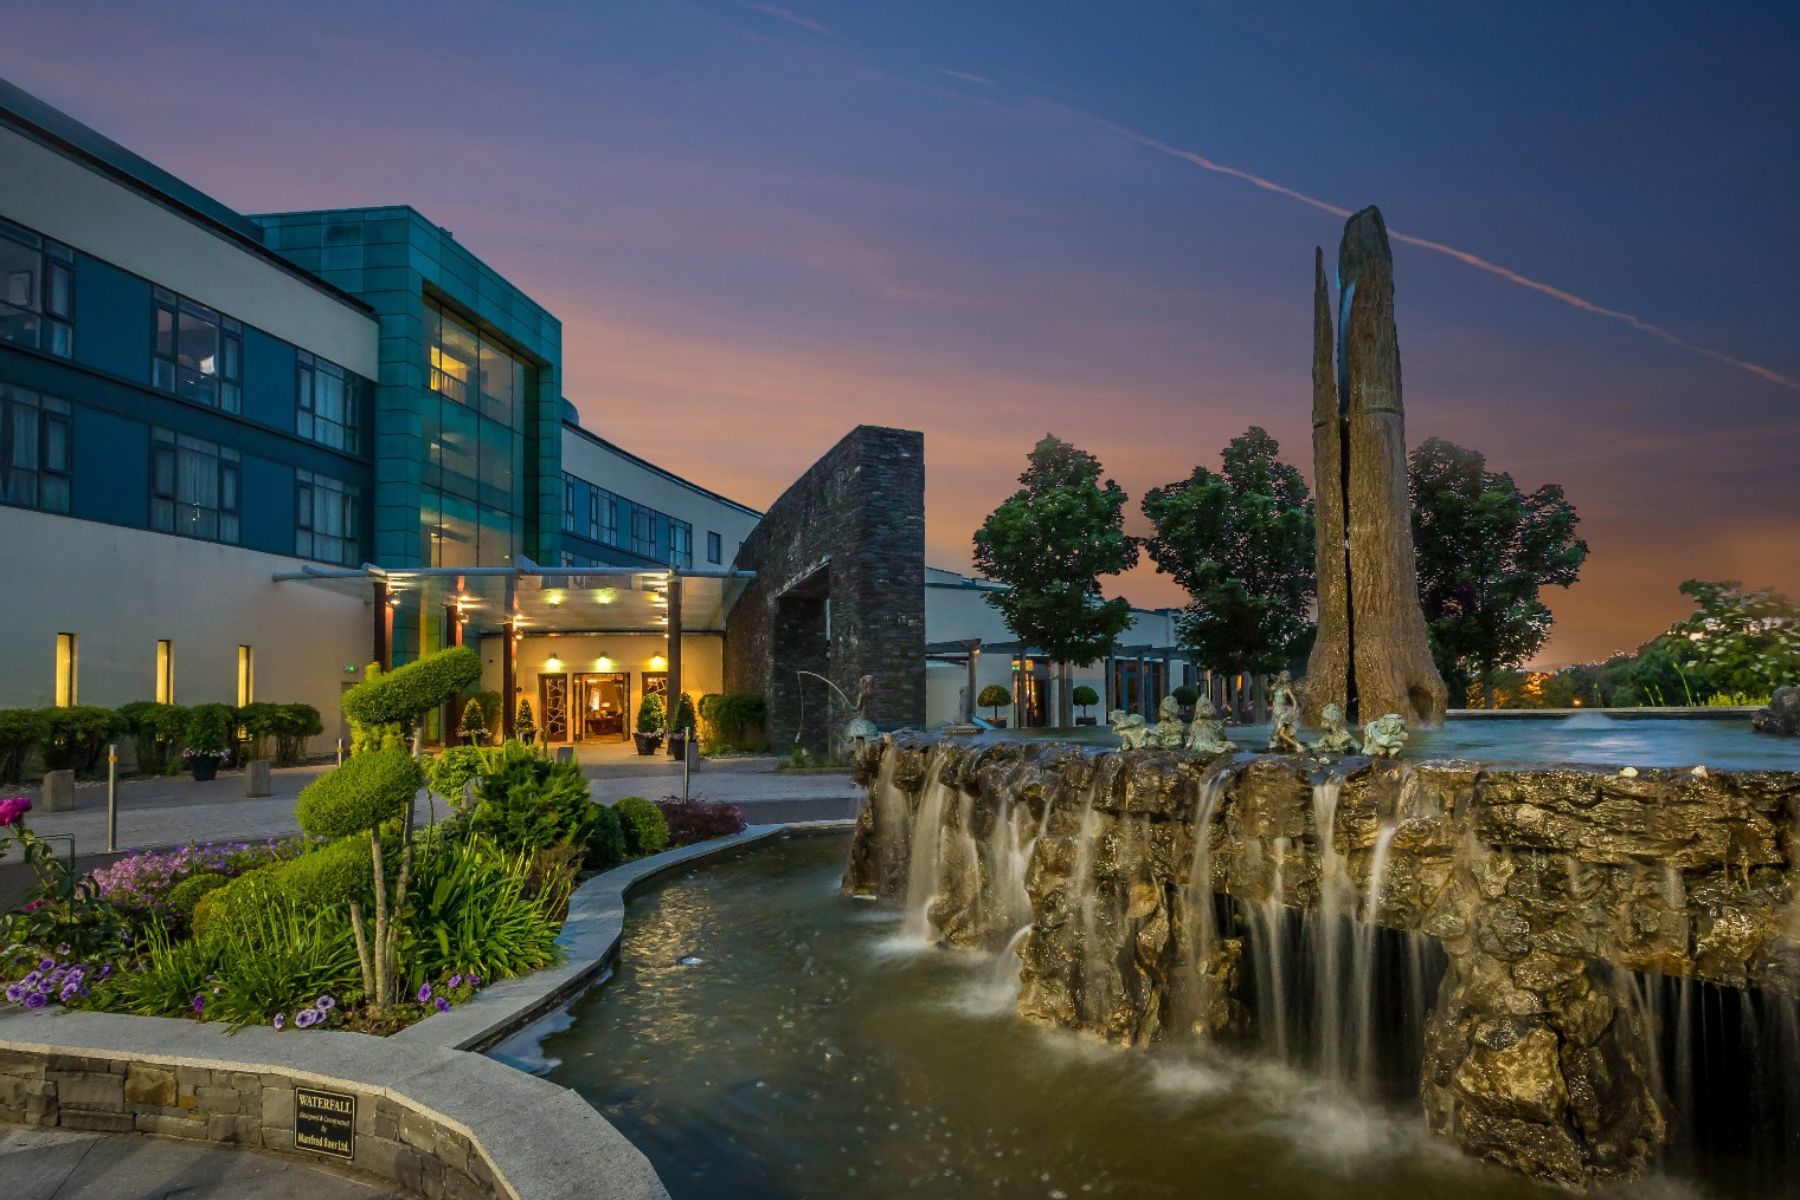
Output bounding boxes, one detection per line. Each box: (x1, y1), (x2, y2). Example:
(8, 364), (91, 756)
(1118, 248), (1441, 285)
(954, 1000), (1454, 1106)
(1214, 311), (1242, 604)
(0, 1009), (666, 1199)
(396, 820), (854, 1052)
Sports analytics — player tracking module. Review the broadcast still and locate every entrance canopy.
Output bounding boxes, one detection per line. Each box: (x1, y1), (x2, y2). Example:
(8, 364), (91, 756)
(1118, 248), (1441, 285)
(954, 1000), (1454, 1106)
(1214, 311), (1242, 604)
(274, 564), (752, 637)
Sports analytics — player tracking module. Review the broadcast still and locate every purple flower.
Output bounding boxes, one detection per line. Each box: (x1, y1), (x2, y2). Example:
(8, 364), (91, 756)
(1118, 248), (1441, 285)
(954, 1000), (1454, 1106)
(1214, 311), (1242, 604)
(4, 984), (23, 1004)
(294, 1008), (319, 1029)
(448, 974), (463, 989)
(99, 964), (113, 980)
(191, 994), (205, 1014)
(468, 976), (482, 988)
(37, 958), (54, 973)
(22, 971), (40, 990)
(24, 992), (47, 1010)
(416, 983), (432, 1003)
(434, 997), (451, 1013)
(273, 1014), (286, 1031)
(314, 995), (335, 1011)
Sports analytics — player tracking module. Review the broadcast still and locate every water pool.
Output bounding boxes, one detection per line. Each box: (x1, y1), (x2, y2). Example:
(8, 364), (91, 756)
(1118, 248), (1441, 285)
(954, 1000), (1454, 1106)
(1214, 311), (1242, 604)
(531, 833), (1691, 1200)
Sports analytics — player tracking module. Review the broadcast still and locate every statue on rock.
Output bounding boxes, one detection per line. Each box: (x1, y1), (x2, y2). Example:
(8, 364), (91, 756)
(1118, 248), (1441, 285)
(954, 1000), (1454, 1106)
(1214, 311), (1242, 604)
(1363, 713), (1409, 758)
(1311, 703), (1361, 755)
(1183, 696), (1238, 756)
(1109, 709), (1149, 750)
(1149, 693), (1187, 748)
(1267, 671), (1305, 753)
(1302, 207), (1448, 730)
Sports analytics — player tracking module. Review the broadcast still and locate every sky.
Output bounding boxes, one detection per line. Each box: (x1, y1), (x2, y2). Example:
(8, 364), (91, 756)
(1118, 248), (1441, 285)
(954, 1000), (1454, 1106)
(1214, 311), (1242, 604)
(6, 2), (1798, 666)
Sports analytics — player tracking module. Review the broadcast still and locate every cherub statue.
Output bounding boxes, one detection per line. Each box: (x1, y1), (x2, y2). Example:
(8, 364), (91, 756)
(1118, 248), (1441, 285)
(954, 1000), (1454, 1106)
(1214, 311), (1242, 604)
(1267, 671), (1305, 753)
(1149, 692), (1187, 748)
(1183, 696), (1238, 756)
(1312, 702), (1361, 755)
(1363, 713), (1409, 759)
(1109, 708), (1149, 750)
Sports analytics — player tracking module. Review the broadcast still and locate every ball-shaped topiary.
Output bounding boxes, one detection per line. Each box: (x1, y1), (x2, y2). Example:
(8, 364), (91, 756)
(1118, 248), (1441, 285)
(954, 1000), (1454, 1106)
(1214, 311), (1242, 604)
(165, 872), (229, 923)
(977, 685), (1012, 719)
(614, 796), (670, 857)
(296, 747), (423, 839)
(342, 646), (482, 728)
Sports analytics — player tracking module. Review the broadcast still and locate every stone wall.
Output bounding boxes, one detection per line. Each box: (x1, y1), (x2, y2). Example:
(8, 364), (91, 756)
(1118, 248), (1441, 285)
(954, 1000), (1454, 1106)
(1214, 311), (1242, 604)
(0, 1047), (498, 1198)
(724, 425), (925, 753)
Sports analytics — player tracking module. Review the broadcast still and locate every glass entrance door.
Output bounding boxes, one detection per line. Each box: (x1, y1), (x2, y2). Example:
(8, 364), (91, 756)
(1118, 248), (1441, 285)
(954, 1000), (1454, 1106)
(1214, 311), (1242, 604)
(573, 672), (630, 742)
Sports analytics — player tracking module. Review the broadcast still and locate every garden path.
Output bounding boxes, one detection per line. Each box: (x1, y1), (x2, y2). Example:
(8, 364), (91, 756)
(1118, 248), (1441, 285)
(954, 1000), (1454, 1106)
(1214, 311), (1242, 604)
(0, 1125), (400, 1199)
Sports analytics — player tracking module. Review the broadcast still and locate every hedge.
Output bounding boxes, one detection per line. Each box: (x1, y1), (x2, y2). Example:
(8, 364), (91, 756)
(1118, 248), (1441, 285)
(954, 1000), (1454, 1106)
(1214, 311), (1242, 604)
(698, 693), (767, 753)
(119, 702), (189, 774)
(192, 837), (378, 940)
(342, 646), (482, 728)
(296, 748), (423, 839)
(40, 706), (125, 773)
(0, 709), (48, 783)
(614, 795), (670, 856)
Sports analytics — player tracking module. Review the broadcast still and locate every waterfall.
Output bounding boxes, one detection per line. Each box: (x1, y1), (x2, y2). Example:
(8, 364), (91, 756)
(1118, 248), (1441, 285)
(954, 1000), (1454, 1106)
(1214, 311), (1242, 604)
(1247, 836), (1292, 1059)
(1351, 820), (1400, 1086)
(1309, 772), (1352, 1084)
(900, 753), (952, 941)
(1177, 760), (1240, 1035)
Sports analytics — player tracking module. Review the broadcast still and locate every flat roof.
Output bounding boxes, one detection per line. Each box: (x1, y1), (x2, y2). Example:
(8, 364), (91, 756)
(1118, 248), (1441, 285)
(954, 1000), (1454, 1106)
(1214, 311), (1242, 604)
(562, 417), (763, 518)
(0, 75), (374, 317)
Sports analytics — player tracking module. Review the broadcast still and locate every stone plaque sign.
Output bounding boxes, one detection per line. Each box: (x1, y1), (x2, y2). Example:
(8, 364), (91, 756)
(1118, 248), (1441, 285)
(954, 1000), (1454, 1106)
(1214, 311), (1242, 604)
(294, 1086), (356, 1159)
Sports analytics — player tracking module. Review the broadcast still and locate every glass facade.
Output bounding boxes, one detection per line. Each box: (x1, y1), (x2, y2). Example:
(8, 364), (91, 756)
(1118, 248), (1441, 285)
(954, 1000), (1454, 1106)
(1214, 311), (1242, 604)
(150, 428), (241, 544)
(0, 383), (71, 513)
(561, 470), (703, 568)
(423, 299), (528, 566)
(0, 218), (72, 357)
(152, 287), (242, 413)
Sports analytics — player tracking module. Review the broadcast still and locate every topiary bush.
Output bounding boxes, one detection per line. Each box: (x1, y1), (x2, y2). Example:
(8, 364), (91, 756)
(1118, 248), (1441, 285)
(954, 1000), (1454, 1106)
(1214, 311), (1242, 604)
(423, 745), (489, 803)
(165, 872), (229, 929)
(342, 646), (481, 732)
(458, 698), (488, 746)
(296, 748), (423, 839)
(668, 693), (697, 737)
(614, 795), (670, 857)
(1071, 685), (1100, 717)
(183, 703), (235, 755)
(0, 709), (46, 783)
(977, 685), (1012, 721)
(193, 837), (381, 941)
(635, 692), (664, 735)
(118, 702), (188, 775)
(587, 804), (626, 871)
(40, 706), (124, 773)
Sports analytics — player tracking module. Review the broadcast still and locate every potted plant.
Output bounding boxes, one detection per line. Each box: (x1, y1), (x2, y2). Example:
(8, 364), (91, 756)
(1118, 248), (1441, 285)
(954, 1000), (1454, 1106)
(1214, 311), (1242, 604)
(182, 703), (234, 781)
(516, 698), (538, 746)
(634, 693), (665, 756)
(458, 698), (488, 747)
(666, 693), (697, 760)
(977, 684), (1012, 727)
(1072, 684), (1100, 726)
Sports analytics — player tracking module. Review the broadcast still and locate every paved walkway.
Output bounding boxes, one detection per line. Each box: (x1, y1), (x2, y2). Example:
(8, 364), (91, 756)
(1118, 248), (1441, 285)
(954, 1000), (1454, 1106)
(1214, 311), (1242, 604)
(0, 1126), (400, 1199)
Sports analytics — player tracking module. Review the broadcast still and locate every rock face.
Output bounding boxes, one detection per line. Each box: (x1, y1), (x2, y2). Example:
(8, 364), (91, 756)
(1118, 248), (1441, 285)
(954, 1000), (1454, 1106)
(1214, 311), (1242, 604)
(1303, 208), (1448, 730)
(1753, 686), (1800, 735)
(846, 734), (1800, 1193)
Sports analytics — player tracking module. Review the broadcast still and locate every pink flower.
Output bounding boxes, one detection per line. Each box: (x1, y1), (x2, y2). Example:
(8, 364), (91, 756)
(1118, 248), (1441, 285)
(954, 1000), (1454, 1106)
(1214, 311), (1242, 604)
(0, 795), (31, 826)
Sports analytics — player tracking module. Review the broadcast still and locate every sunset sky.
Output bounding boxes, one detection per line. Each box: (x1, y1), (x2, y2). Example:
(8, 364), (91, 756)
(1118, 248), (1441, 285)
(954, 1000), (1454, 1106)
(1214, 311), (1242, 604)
(8, 2), (1797, 666)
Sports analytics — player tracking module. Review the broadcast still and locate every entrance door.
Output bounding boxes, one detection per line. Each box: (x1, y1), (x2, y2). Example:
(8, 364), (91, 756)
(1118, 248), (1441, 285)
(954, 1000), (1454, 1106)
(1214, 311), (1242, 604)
(573, 672), (630, 742)
(538, 673), (571, 743)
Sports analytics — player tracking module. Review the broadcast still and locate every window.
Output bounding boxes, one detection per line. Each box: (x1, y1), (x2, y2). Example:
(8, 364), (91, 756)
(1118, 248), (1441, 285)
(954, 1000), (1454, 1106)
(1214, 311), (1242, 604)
(668, 519), (693, 569)
(0, 218), (72, 357)
(237, 645), (254, 707)
(54, 632), (77, 707)
(296, 469), (360, 566)
(155, 640), (174, 704)
(150, 429), (240, 543)
(628, 503), (656, 558)
(0, 384), (72, 513)
(297, 351), (361, 453)
(428, 306), (478, 405)
(152, 288), (241, 413)
(562, 477), (577, 532)
(706, 531), (722, 565)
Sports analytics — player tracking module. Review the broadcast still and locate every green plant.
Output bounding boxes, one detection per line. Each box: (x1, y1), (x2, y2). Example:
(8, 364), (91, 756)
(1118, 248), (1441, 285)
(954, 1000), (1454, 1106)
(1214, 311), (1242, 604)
(272, 704), (323, 766)
(458, 698), (488, 745)
(588, 804), (626, 869)
(0, 709), (46, 783)
(165, 872), (229, 928)
(118, 702), (188, 775)
(698, 693), (768, 753)
(1170, 684), (1199, 708)
(342, 647), (481, 738)
(614, 796), (670, 857)
(182, 703), (235, 755)
(234, 702), (281, 760)
(40, 706), (123, 774)
(468, 742), (603, 855)
(668, 693), (697, 737)
(296, 748), (422, 839)
(405, 839), (564, 982)
(424, 745), (490, 802)
(977, 685), (1012, 721)
(516, 699), (537, 742)
(1071, 685), (1100, 717)
(635, 692), (664, 735)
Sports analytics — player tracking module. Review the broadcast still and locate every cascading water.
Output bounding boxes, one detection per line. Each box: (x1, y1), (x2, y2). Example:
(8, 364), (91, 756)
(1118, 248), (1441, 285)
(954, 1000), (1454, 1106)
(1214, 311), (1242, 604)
(900, 752), (951, 941)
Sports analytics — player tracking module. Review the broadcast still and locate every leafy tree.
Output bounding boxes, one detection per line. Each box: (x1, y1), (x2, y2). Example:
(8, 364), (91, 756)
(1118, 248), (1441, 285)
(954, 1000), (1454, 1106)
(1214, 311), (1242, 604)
(1139, 427), (1315, 679)
(1409, 438), (1588, 707)
(977, 684), (1012, 722)
(1071, 685), (1099, 718)
(974, 435), (1139, 726)
(1667, 579), (1800, 697)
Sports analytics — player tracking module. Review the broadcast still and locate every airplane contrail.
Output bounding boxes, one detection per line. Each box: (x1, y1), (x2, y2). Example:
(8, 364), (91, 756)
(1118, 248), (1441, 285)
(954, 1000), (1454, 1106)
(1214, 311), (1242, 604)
(1088, 115), (1800, 394)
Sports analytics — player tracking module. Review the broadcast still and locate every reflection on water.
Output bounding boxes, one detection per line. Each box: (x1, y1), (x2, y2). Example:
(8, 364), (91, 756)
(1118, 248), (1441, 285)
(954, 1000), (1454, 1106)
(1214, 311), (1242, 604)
(985, 714), (1800, 771)
(538, 835), (1589, 1200)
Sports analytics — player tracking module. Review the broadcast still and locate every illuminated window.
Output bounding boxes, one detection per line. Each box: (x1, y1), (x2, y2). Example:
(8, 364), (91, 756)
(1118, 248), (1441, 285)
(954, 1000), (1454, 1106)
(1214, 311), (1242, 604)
(237, 645), (254, 706)
(54, 632), (76, 707)
(151, 288), (241, 413)
(155, 639), (174, 704)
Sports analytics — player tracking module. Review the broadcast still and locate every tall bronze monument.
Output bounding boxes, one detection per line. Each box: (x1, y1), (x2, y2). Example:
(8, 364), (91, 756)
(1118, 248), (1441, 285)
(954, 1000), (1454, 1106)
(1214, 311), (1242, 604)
(1303, 207), (1447, 729)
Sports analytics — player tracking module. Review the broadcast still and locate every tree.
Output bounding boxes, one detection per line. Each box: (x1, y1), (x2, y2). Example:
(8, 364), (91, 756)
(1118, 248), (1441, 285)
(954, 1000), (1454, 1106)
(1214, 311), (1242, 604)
(1409, 438), (1588, 707)
(977, 684), (1013, 723)
(1667, 579), (1800, 698)
(973, 435), (1138, 726)
(1071, 684), (1099, 719)
(1139, 428), (1315, 682)
(459, 698), (488, 746)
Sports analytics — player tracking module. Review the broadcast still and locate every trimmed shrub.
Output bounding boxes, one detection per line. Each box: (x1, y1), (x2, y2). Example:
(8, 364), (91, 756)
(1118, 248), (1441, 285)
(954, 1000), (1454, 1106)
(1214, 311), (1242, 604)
(977, 685), (1012, 720)
(194, 837), (378, 940)
(118, 702), (189, 775)
(1071, 685), (1100, 715)
(40, 706), (124, 773)
(296, 748), (423, 839)
(635, 692), (664, 735)
(0, 709), (46, 783)
(235, 701), (282, 761)
(668, 692), (697, 737)
(468, 742), (599, 854)
(423, 745), (489, 802)
(614, 796), (670, 857)
(1171, 684), (1200, 707)
(516, 699), (537, 742)
(656, 798), (747, 847)
(272, 704), (323, 766)
(183, 703), (235, 754)
(587, 803), (627, 870)
(165, 872), (229, 924)
(342, 646), (481, 729)
(458, 698), (488, 744)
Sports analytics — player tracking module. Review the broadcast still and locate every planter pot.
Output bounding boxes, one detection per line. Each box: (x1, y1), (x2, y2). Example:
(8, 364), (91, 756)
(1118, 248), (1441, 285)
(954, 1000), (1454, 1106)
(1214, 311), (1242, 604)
(633, 732), (663, 756)
(667, 732), (690, 760)
(1076, 716), (1098, 726)
(986, 717), (1007, 728)
(189, 757), (219, 782)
